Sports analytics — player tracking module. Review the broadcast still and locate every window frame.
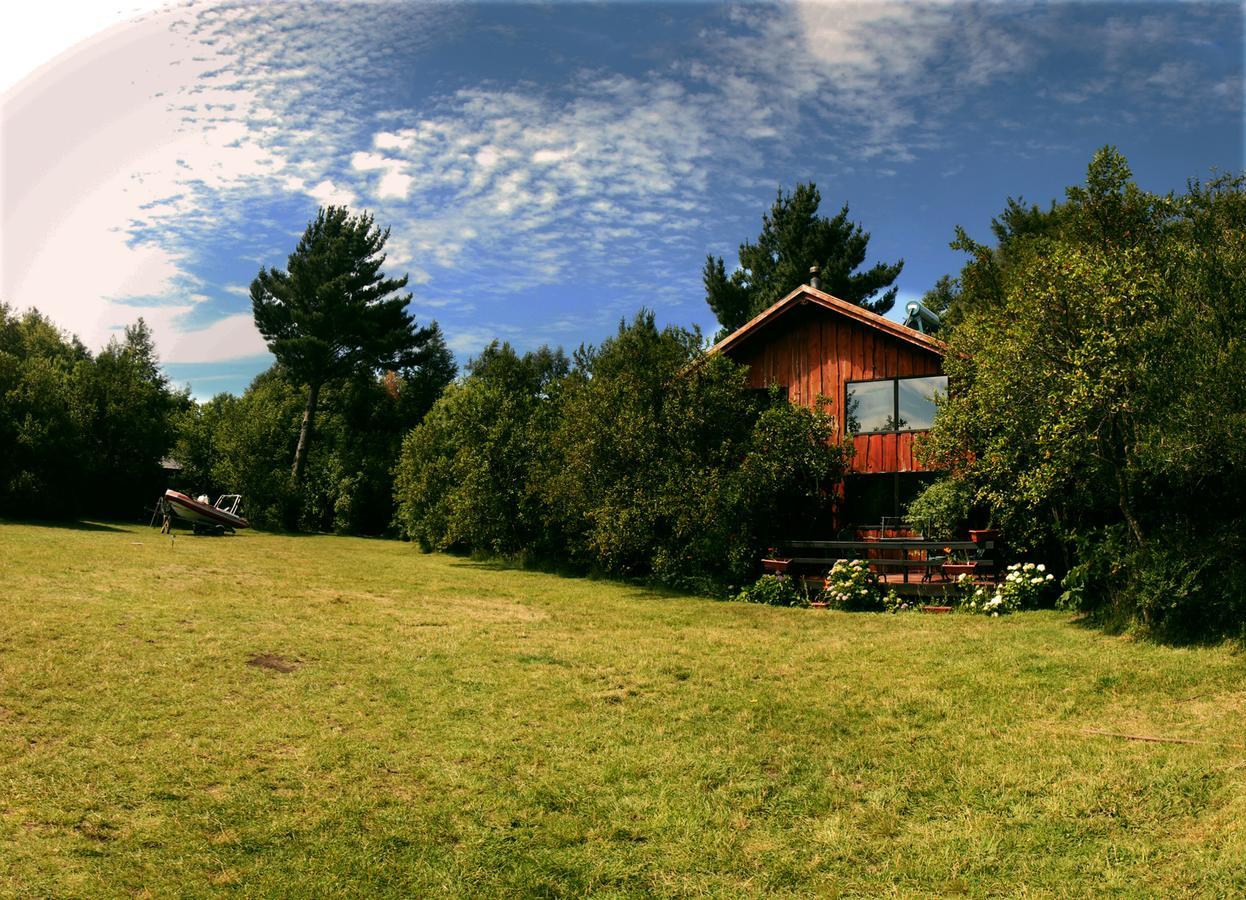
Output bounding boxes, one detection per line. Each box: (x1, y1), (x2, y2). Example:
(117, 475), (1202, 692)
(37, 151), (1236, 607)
(844, 374), (946, 435)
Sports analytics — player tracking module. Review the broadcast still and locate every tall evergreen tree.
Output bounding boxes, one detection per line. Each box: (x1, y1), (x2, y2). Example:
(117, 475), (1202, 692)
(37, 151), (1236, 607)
(704, 183), (903, 334)
(250, 206), (436, 487)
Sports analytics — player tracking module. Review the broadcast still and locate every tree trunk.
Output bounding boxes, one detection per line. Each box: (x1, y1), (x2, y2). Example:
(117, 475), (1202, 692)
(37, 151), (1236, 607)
(1051, 502), (1072, 573)
(291, 381), (320, 485)
(1115, 466), (1146, 546)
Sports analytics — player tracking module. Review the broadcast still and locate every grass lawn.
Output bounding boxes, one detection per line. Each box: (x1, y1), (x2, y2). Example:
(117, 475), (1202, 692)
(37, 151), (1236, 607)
(1, 520), (1244, 897)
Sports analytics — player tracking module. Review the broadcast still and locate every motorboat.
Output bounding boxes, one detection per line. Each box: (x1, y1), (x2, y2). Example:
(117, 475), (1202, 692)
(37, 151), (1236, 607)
(161, 490), (250, 533)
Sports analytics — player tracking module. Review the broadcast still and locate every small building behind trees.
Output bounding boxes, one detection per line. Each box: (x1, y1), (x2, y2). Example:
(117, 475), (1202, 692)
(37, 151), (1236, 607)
(711, 281), (947, 530)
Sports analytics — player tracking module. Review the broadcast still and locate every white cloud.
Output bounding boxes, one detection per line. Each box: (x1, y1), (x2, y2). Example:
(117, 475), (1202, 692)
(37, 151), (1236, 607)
(307, 178), (357, 208)
(351, 150), (412, 200)
(373, 131), (411, 152)
(375, 170), (413, 200)
(324, 73), (732, 291)
(532, 148), (573, 164)
(157, 312), (269, 364)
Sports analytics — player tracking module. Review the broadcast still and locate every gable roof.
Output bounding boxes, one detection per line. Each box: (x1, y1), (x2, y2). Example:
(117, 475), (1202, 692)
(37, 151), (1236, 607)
(709, 284), (947, 358)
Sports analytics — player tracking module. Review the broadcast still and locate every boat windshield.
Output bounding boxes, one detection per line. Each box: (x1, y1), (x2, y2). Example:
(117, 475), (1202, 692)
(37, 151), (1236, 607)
(214, 495), (242, 515)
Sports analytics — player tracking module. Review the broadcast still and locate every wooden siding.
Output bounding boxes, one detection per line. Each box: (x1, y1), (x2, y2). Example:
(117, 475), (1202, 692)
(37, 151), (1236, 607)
(725, 304), (943, 475)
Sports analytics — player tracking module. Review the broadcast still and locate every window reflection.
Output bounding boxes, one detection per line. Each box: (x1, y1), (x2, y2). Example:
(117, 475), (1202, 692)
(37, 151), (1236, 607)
(897, 375), (945, 431)
(846, 375), (946, 433)
(845, 380), (893, 433)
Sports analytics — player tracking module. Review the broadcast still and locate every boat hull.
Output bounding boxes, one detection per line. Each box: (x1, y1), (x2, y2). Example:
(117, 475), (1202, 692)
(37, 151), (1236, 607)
(163, 490), (250, 530)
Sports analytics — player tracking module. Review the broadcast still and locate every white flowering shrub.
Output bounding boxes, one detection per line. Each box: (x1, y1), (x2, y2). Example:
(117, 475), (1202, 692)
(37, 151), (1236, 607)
(961, 562), (1055, 616)
(822, 559), (883, 611)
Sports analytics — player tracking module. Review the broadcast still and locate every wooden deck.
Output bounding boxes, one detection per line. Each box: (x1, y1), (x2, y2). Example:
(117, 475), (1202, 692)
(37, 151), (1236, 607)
(771, 537), (1000, 598)
(794, 570), (991, 598)
(874, 570), (993, 598)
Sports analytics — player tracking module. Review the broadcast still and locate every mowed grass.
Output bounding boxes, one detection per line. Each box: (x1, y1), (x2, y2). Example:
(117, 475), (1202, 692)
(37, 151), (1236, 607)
(1, 521), (1244, 897)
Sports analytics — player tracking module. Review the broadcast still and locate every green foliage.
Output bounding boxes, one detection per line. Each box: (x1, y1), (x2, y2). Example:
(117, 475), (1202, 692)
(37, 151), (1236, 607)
(0, 307), (91, 514)
(547, 313), (748, 579)
(395, 342), (568, 556)
(250, 206), (442, 492)
(0, 307), (182, 520)
(733, 574), (809, 608)
(904, 476), (973, 540)
(705, 183), (903, 333)
(821, 559), (883, 611)
(172, 347), (455, 534)
(918, 274), (959, 323)
(1060, 524), (1246, 640)
(199, 368), (302, 529)
(85, 320), (189, 516)
(395, 311), (850, 588)
(546, 312), (848, 585)
(920, 148), (1246, 637)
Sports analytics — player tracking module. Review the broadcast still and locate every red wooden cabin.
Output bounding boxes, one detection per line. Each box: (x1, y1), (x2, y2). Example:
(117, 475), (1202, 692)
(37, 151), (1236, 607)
(710, 283), (947, 529)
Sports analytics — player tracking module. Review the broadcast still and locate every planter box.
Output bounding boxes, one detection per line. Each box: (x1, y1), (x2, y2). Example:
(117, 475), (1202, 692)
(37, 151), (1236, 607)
(969, 529), (1000, 544)
(921, 605), (953, 614)
(761, 558), (791, 574)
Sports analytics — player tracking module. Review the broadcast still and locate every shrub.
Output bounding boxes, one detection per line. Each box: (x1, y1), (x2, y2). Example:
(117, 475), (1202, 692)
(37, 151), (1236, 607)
(399, 312), (851, 588)
(735, 574), (809, 608)
(1065, 523), (1246, 639)
(960, 563), (1054, 615)
(822, 559), (883, 611)
(905, 477), (974, 540)
(882, 589), (921, 614)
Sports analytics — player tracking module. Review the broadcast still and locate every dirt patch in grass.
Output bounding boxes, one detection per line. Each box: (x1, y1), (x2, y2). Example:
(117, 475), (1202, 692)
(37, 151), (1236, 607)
(246, 653), (300, 673)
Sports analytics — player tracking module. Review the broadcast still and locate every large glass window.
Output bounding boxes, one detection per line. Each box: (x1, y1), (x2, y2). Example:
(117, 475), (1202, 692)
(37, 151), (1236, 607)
(846, 375), (947, 434)
(896, 375), (945, 431)
(845, 379), (894, 433)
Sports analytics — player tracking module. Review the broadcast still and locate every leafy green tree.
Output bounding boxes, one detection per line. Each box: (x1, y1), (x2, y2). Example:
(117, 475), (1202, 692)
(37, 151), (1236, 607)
(84, 319), (187, 517)
(1, 309), (184, 520)
(250, 205), (437, 488)
(917, 148), (1246, 636)
(704, 183), (903, 333)
(395, 342), (568, 555)
(918, 274), (959, 321)
(170, 392), (239, 499)
(175, 338), (455, 534)
(0, 306), (94, 516)
(206, 367), (303, 529)
(390, 322), (457, 428)
(545, 311), (848, 585)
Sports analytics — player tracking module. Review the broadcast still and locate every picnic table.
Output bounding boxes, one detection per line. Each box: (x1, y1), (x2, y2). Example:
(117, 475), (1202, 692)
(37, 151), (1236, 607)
(765, 539), (997, 584)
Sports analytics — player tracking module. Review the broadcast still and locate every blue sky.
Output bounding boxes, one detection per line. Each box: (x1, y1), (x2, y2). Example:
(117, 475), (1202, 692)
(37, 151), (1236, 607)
(2, 1), (1241, 399)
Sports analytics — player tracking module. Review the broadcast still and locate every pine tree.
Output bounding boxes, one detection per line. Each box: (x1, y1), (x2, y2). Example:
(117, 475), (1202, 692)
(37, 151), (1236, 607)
(251, 206), (437, 486)
(705, 183), (903, 333)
